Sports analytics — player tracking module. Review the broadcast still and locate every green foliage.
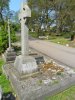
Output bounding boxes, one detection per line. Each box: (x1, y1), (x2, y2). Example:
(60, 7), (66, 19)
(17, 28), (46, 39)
(10, 23), (20, 42)
(0, 59), (4, 73)
(28, 0), (53, 35)
(11, 23), (20, 32)
(29, 31), (38, 38)
(0, 0), (10, 24)
(0, 74), (12, 93)
(0, 59), (12, 93)
(28, 0), (75, 38)
(0, 0), (19, 54)
(0, 26), (8, 54)
(11, 28), (17, 42)
(0, 22), (17, 54)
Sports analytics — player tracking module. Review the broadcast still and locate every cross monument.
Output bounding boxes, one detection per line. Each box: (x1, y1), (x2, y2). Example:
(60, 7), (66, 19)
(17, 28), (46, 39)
(14, 2), (38, 75)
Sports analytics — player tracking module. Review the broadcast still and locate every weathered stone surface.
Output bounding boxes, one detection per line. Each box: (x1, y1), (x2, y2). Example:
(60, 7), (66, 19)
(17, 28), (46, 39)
(3, 63), (75, 100)
(14, 2), (38, 76)
(19, 2), (31, 56)
(0, 87), (2, 100)
(14, 55), (38, 75)
(3, 48), (16, 62)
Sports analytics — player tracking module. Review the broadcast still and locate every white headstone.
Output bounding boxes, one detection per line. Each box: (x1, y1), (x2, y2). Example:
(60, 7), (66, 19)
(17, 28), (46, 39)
(14, 2), (38, 76)
(19, 2), (31, 56)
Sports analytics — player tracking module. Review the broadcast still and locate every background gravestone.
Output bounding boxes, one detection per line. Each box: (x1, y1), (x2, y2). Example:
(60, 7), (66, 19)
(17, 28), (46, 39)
(3, 18), (16, 63)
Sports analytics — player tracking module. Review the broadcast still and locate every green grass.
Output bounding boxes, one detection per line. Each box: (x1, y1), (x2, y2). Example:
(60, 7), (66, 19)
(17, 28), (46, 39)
(45, 85), (75, 100)
(0, 59), (13, 93)
(29, 32), (38, 38)
(48, 36), (70, 45)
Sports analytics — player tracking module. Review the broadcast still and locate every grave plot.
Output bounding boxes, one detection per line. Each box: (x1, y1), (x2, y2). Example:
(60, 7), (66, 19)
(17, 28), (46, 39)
(3, 56), (75, 100)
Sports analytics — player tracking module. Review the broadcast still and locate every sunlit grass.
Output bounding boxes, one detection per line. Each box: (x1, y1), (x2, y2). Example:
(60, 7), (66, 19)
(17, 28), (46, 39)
(45, 85), (75, 100)
(49, 36), (70, 45)
(0, 59), (12, 93)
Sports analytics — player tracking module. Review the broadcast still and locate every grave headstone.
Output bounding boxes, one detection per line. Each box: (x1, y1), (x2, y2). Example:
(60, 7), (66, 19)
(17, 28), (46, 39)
(3, 19), (16, 62)
(14, 2), (38, 77)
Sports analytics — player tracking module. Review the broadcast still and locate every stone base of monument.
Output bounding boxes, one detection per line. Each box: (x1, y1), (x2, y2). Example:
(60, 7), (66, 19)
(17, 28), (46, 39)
(3, 48), (16, 63)
(14, 55), (38, 79)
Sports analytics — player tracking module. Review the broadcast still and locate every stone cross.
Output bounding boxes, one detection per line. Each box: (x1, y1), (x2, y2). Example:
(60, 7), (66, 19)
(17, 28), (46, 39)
(8, 18), (11, 50)
(14, 2), (38, 75)
(19, 2), (31, 56)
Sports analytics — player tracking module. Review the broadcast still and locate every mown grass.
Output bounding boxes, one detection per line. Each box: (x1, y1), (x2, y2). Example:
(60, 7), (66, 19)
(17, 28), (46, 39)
(45, 85), (75, 100)
(48, 36), (70, 45)
(0, 59), (12, 93)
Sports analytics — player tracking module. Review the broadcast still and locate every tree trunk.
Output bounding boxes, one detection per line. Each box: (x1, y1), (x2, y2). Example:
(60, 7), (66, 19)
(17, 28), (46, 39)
(71, 34), (75, 41)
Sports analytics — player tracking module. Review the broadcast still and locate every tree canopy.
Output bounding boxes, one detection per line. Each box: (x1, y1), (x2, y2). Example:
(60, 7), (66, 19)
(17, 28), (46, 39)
(0, 0), (10, 24)
(28, 0), (75, 38)
(0, 0), (18, 54)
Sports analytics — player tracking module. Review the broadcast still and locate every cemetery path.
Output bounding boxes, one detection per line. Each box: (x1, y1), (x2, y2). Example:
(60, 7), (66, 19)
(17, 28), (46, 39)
(29, 40), (75, 68)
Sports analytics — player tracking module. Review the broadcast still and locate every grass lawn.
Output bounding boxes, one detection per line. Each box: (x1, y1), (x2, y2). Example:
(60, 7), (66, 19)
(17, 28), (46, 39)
(0, 59), (13, 93)
(48, 36), (70, 45)
(45, 85), (75, 100)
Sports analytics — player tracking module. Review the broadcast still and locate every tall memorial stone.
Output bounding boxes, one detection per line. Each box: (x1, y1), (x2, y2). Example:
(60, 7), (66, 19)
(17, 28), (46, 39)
(3, 18), (16, 62)
(14, 2), (38, 76)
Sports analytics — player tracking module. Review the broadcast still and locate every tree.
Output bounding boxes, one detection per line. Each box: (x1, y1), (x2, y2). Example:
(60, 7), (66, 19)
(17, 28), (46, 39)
(66, 0), (75, 41)
(52, 0), (75, 37)
(0, 0), (10, 54)
(28, 0), (54, 35)
(28, 0), (75, 38)
(0, 0), (19, 54)
(0, 0), (10, 24)
(0, 25), (8, 54)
